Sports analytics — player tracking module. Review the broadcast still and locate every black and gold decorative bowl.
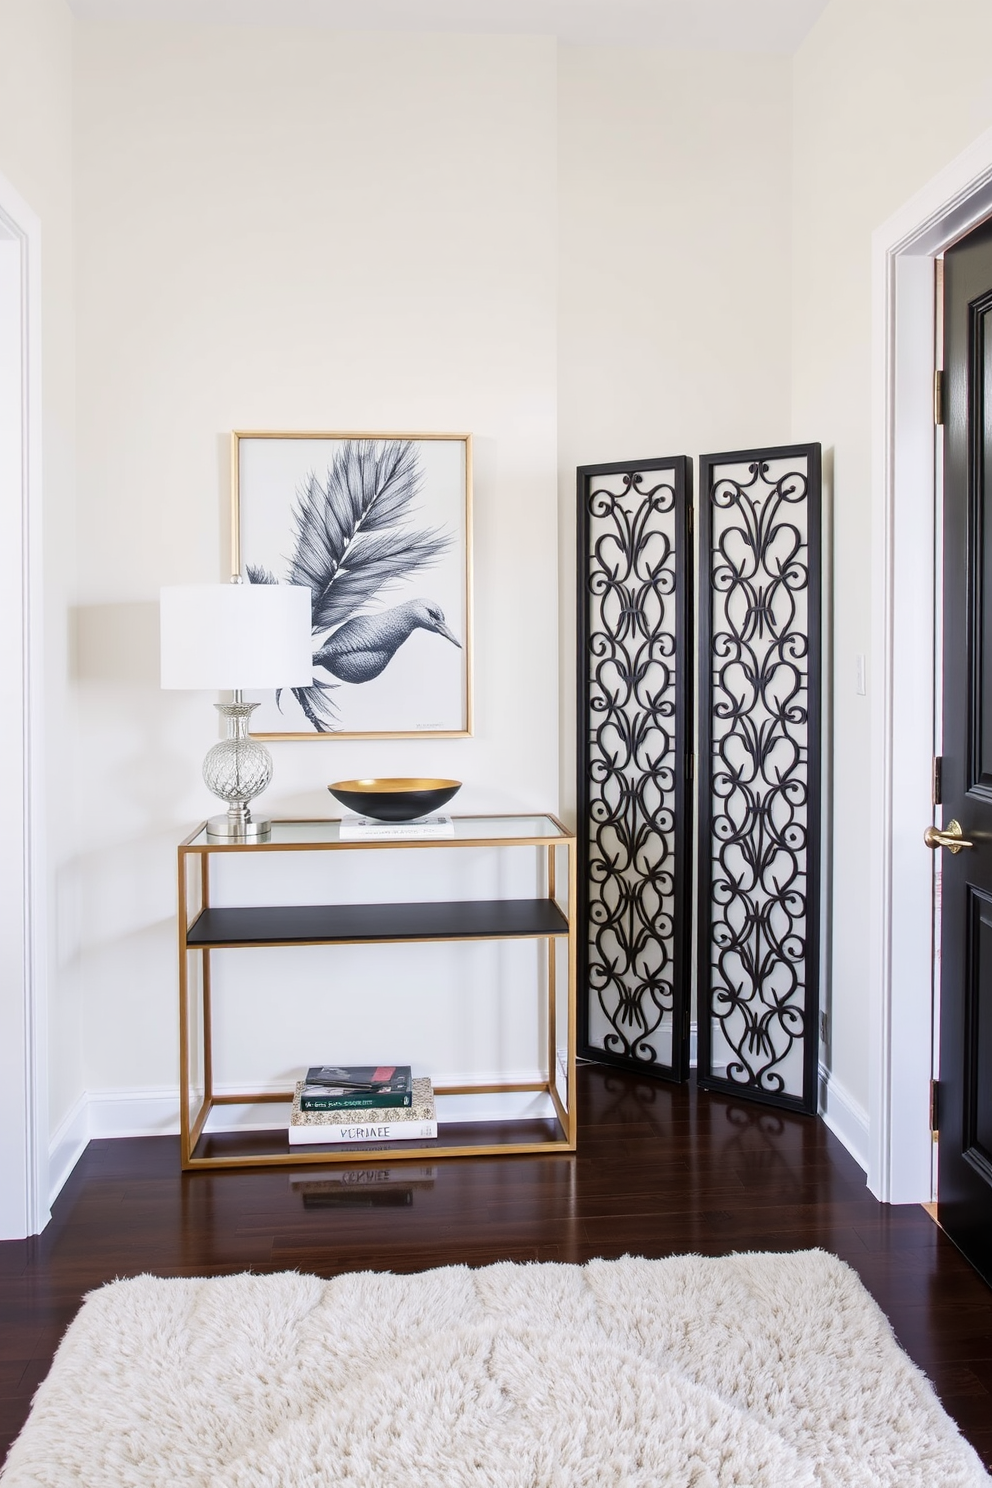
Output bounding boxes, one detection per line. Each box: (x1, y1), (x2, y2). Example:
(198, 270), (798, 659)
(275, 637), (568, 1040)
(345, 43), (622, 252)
(328, 777), (462, 822)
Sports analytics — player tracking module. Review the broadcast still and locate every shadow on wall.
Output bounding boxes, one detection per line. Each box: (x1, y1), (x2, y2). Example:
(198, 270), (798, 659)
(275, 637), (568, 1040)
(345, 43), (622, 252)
(70, 600), (195, 815)
(71, 600), (160, 685)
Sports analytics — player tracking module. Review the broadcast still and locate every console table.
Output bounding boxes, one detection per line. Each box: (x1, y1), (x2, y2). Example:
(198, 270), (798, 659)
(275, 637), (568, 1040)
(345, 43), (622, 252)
(177, 814), (577, 1169)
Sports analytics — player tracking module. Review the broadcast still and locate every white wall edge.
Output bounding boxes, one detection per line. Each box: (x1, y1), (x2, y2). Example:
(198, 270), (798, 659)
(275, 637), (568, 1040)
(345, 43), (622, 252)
(869, 123), (992, 1204)
(0, 167), (48, 1241)
(818, 1061), (869, 1175)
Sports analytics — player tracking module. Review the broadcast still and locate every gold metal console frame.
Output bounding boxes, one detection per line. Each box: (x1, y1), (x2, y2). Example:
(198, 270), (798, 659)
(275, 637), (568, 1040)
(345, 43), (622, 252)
(177, 814), (578, 1170)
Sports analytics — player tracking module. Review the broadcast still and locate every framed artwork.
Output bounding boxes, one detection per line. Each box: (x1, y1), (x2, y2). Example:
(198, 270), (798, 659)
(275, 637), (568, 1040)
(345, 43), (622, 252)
(232, 431), (473, 739)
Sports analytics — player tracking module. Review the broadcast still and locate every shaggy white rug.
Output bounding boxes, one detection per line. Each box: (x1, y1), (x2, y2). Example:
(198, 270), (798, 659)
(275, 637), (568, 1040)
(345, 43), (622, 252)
(2, 1250), (988, 1487)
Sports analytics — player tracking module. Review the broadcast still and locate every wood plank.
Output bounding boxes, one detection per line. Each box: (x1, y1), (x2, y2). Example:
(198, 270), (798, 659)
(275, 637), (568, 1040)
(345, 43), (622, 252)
(3, 1065), (992, 1470)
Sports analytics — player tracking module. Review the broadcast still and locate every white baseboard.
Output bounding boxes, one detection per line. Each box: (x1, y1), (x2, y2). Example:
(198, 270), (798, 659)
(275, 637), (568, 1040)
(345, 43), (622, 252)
(48, 1071), (554, 1201)
(82, 1078), (556, 1133)
(50, 1063), (872, 1207)
(88, 1087), (184, 1138)
(818, 1062), (869, 1174)
(689, 1022), (727, 1072)
(47, 1091), (89, 1208)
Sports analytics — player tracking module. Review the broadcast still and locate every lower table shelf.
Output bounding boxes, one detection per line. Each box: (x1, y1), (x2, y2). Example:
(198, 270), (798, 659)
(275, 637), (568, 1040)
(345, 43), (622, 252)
(188, 1109), (571, 1168)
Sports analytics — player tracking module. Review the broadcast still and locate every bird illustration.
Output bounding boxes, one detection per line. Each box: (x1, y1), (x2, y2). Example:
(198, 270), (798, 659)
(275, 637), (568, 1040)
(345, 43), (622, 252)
(247, 439), (457, 731)
(313, 599), (461, 683)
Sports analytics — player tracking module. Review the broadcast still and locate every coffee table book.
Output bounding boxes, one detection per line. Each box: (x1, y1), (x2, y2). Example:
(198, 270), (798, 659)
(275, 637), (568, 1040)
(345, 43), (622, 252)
(288, 1077), (437, 1146)
(337, 814), (455, 841)
(300, 1064), (413, 1111)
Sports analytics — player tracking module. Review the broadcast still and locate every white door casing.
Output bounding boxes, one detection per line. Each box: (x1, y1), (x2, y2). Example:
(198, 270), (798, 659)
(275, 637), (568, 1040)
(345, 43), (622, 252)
(870, 126), (992, 1204)
(0, 169), (48, 1239)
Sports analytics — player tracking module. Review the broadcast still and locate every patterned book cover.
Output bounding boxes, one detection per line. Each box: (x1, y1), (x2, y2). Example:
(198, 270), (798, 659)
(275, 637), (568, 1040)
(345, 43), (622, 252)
(290, 1077), (434, 1128)
(303, 1064), (412, 1092)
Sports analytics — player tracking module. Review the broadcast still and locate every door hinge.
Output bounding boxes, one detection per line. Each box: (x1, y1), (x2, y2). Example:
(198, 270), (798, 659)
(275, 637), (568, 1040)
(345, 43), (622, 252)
(934, 368), (944, 426)
(686, 752), (695, 780)
(930, 1078), (940, 1133)
(687, 504), (694, 536)
(932, 755), (943, 806)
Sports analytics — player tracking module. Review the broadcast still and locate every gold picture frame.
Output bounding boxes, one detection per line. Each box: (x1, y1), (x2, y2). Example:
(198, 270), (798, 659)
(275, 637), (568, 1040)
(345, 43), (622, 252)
(232, 431), (473, 740)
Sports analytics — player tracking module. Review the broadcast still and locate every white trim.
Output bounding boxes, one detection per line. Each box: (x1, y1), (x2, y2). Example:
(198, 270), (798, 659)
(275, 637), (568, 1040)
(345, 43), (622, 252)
(47, 1091), (88, 1207)
(818, 1062), (869, 1175)
(870, 124), (992, 1203)
(52, 1052), (869, 1188)
(0, 170), (48, 1240)
(88, 1087), (183, 1139)
(48, 1074), (558, 1180)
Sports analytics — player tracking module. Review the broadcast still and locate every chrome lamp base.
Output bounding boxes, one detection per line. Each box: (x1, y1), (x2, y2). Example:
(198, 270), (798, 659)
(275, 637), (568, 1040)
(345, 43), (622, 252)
(205, 807), (272, 841)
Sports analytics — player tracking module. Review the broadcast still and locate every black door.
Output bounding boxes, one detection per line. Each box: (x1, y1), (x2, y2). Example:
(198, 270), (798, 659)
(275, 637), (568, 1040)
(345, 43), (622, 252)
(937, 214), (992, 1284)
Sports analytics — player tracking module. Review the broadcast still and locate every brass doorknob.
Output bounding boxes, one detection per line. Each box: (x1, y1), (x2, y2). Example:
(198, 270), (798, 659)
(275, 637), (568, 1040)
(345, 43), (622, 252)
(924, 819), (974, 853)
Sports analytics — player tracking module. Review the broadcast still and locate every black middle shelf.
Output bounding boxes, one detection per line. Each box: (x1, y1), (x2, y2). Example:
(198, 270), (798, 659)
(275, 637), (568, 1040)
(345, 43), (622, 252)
(185, 898), (569, 948)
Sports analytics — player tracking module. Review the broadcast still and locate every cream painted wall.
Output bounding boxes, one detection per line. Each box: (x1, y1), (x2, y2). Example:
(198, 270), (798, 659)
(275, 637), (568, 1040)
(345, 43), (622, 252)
(792, 0), (992, 1114)
(72, 26), (560, 1097)
(33, 2), (974, 1159)
(70, 26), (801, 1121)
(556, 46), (794, 928)
(0, 0), (79, 1136)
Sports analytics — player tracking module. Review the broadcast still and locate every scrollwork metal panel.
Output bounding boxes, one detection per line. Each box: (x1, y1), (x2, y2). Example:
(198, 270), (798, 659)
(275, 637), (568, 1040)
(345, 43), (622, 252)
(577, 457), (692, 1081)
(697, 445), (821, 1113)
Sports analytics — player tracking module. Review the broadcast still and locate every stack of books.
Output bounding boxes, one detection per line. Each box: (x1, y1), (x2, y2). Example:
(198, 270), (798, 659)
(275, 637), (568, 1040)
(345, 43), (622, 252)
(288, 1064), (438, 1145)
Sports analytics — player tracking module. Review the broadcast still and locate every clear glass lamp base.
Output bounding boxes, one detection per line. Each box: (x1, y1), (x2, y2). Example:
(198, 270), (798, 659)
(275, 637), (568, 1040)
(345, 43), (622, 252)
(202, 701), (273, 841)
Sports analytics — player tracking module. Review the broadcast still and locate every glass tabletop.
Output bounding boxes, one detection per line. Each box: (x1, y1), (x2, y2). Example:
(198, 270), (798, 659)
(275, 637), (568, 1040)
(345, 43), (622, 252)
(183, 814), (571, 848)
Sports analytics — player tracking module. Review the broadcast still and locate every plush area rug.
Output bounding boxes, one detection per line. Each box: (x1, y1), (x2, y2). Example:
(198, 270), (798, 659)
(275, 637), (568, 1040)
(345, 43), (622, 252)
(2, 1249), (988, 1486)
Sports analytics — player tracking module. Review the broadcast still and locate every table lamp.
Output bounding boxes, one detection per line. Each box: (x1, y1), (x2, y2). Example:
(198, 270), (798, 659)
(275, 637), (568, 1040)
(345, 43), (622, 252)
(160, 580), (313, 840)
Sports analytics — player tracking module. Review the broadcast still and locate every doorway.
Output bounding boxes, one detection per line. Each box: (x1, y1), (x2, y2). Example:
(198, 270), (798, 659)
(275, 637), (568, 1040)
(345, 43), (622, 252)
(932, 214), (992, 1280)
(870, 125), (992, 1205)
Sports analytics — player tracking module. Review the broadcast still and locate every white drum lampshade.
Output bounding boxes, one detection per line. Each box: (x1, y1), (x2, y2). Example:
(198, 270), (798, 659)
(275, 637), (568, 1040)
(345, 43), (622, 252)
(160, 582), (313, 839)
(160, 582), (313, 691)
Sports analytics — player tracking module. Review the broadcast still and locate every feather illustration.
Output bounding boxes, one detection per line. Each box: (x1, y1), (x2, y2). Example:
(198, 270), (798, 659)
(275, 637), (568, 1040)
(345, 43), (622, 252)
(246, 563), (277, 586)
(245, 564), (339, 729)
(247, 439), (456, 732)
(288, 440), (450, 632)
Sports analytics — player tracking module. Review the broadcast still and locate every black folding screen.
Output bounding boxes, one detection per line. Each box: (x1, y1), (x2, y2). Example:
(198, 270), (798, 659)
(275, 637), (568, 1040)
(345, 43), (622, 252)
(577, 444), (821, 1115)
(577, 458), (693, 1081)
(696, 445), (820, 1113)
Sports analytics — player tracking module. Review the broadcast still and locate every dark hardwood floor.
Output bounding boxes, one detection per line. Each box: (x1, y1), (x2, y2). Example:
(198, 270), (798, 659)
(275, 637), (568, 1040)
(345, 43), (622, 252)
(4, 1063), (992, 1470)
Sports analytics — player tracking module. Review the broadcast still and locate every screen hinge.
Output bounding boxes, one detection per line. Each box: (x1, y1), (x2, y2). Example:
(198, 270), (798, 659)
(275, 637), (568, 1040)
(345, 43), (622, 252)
(934, 368), (944, 426)
(932, 755), (943, 806)
(930, 1078), (940, 1134)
